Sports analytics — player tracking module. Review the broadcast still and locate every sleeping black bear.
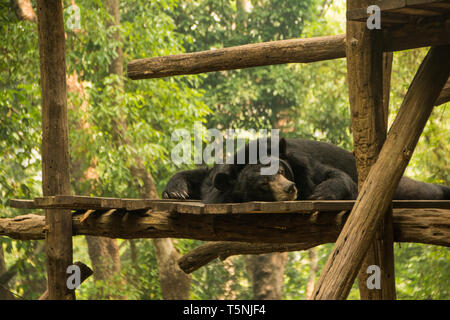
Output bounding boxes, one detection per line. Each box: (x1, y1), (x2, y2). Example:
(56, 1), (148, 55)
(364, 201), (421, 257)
(162, 138), (450, 203)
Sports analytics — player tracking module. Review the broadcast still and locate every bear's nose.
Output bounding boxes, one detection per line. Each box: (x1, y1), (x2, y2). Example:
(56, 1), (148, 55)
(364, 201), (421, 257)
(285, 183), (297, 194)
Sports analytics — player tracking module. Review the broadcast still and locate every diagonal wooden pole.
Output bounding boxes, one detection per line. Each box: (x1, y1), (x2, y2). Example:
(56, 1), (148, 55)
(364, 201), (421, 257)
(37, 0), (74, 299)
(311, 44), (450, 300)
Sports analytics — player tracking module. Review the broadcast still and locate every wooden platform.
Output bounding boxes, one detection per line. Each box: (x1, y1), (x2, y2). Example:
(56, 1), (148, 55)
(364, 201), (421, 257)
(347, 0), (450, 26)
(9, 195), (450, 214)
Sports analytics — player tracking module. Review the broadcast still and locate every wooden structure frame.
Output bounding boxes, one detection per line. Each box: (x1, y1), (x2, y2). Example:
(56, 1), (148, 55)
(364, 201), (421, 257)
(2, 0), (450, 300)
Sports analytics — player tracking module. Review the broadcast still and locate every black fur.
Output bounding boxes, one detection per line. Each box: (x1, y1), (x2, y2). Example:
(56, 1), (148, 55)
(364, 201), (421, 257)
(162, 138), (449, 203)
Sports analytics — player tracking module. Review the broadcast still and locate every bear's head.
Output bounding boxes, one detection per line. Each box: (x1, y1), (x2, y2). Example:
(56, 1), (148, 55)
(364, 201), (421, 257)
(212, 157), (297, 202)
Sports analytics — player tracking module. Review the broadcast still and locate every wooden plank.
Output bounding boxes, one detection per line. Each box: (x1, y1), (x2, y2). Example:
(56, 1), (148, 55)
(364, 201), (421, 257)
(393, 200), (450, 208)
(8, 197), (450, 211)
(34, 195), (120, 209)
(347, 0), (449, 21)
(204, 204), (232, 214)
(231, 202), (262, 213)
(37, 0), (74, 300)
(417, 2), (450, 9)
(311, 44), (450, 300)
(407, 0), (450, 6)
(382, 15), (450, 52)
(176, 202), (205, 214)
(8, 199), (36, 209)
(391, 7), (443, 15)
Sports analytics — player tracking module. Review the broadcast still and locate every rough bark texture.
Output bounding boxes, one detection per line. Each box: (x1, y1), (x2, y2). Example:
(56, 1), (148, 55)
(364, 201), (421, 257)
(84, 236), (120, 282)
(37, 0), (74, 300)
(178, 241), (323, 274)
(128, 35), (347, 79)
(347, 0), (396, 300)
(2, 208), (449, 246)
(245, 252), (288, 300)
(132, 157), (192, 300)
(152, 238), (191, 300)
(312, 45), (450, 300)
(127, 17), (450, 80)
(306, 248), (319, 299)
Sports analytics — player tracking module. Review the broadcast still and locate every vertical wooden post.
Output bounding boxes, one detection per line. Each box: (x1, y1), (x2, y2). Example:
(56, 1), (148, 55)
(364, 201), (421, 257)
(311, 44), (450, 300)
(346, 0), (396, 299)
(37, 0), (74, 300)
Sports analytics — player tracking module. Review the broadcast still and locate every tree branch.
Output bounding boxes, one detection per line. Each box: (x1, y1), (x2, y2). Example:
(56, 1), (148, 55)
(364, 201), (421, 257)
(177, 241), (323, 274)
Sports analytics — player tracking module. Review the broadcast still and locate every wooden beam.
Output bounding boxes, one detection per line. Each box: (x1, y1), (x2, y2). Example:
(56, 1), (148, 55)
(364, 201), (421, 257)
(9, 196), (450, 211)
(127, 16), (449, 80)
(382, 15), (450, 52)
(36, 0), (73, 300)
(1, 209), (449, 247)
(127, 35), (347, 79)
(311, 44), (450, 300)
(346, 0), (396, 300)
(435, 78), (450, 105)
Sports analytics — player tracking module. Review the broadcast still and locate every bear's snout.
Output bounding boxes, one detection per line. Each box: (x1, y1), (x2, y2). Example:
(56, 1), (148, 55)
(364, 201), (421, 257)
(284, 182), (297, 195)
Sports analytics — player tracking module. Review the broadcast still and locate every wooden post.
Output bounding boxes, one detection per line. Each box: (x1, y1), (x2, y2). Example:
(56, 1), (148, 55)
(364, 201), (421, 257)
(311, 44), (450, 300)
(346, 0), (396, 299)
(37, 0), (74, 300)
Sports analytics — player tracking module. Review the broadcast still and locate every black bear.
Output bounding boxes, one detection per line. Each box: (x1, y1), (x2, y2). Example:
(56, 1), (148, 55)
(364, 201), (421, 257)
(162, 138), (450, 203)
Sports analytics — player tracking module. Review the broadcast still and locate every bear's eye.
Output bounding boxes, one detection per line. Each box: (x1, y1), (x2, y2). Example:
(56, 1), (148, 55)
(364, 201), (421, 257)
(257, 182), (269, 190)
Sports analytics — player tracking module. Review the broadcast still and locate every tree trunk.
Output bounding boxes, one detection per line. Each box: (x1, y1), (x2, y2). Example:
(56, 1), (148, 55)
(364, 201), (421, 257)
(103, 0), (192, 300)
(245, 252), (287, 300)
(37, 0), (74, 300)
(63, 0), (124, 299)
(0, 244), (15, 300)
(306, 248), (319, 299)
(132, 161), (192, 300)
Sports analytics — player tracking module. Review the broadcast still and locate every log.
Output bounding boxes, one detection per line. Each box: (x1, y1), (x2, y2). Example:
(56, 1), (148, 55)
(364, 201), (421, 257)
(346, 0), (396, 300)
(127, 16), (449, 80)
(1, 209), (449, 247)
(127, 35), (347, 79)
(311, 45), (450, 300)
(36, 0), (73, 300)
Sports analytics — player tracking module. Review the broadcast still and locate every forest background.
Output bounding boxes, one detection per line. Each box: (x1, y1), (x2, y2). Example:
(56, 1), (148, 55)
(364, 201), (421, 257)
(0, 0), (448, 300)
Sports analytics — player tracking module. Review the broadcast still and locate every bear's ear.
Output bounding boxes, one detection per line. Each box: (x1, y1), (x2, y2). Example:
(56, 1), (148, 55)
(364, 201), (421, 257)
(279, 138), (287, 156)
(213, 172), (233, 191)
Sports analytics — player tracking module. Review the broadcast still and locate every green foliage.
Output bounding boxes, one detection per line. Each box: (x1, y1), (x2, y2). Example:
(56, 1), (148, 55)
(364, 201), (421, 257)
(0, 0), (448, 301)
(394, 243), (449, 299)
